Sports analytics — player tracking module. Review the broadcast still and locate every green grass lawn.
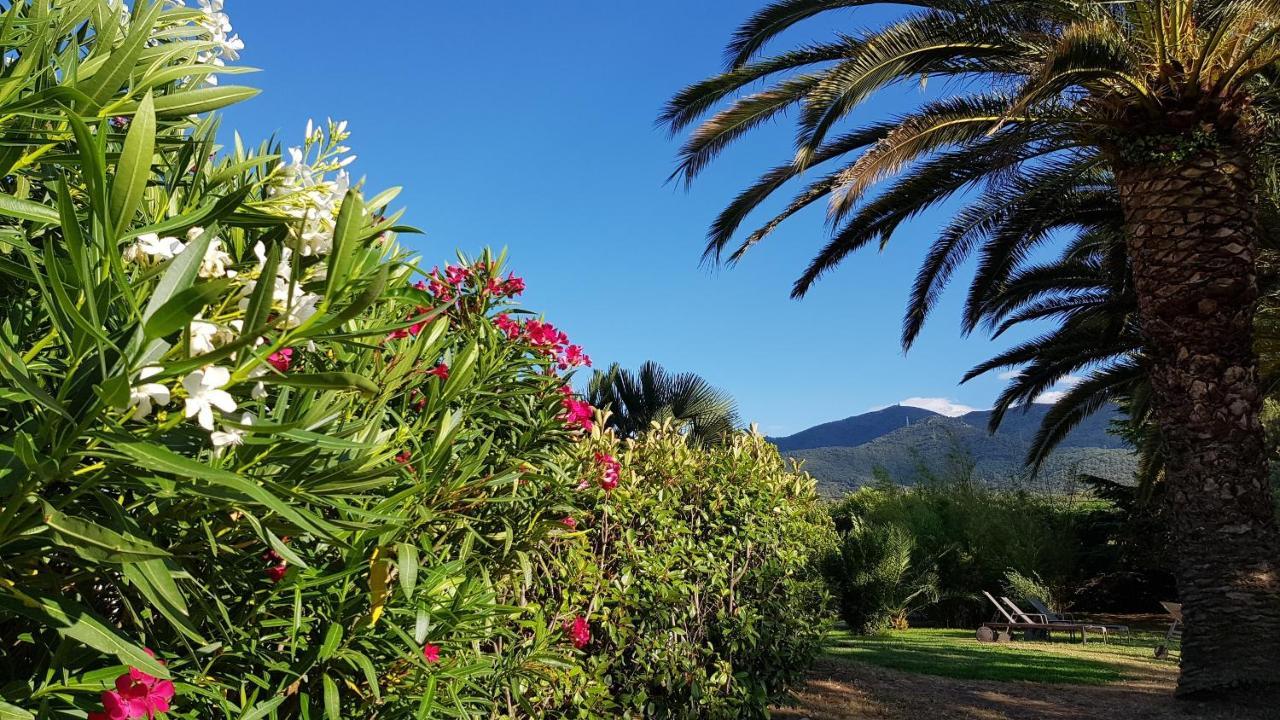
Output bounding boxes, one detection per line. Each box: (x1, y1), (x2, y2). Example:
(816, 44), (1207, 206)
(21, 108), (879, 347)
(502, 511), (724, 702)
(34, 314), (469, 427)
(823, 628), (1176, 685)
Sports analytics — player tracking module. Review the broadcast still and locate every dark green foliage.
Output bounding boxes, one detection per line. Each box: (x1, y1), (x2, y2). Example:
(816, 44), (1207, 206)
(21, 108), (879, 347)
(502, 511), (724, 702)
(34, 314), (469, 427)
(822, 518), (940, 633)
(829, 470), (1100, 626)
(587, 360), (739, 445)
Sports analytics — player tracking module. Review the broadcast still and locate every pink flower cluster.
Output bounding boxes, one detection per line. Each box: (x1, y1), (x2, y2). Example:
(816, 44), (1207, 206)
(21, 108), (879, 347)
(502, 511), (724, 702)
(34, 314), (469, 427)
(595, 452), (620, 491)
(559, 387), (594, 431)
(422, 262), (525, 303)
(565, 615), (591, 649)
(491, 315), (591, 371)
(427, 362), (449, 381)
(387, 303), (436, 341)
(89, 651), (174, 720)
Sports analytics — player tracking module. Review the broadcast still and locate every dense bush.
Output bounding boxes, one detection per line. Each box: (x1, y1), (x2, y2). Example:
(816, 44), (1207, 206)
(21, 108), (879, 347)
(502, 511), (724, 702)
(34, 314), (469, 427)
(829, 474), (1095, 628)
(822, 518), (938, 634)
(537, 424), (836, 719)
(0, 3), (605, 718)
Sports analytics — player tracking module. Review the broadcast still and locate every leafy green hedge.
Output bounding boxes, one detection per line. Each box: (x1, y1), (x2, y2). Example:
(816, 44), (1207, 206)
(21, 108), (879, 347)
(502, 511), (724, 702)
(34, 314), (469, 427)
(538, 425), (837, 719)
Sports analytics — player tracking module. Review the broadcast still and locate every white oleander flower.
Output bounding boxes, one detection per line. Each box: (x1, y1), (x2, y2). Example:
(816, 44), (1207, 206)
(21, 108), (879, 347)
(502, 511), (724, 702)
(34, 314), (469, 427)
(183, 366), (236, 430)
(124, 367), (170, 421)
(189, 318), (220, 355)
(123, 233), (186, 264)
(211, 411), (254, 448)
(283, 290), (322, 328)
(190, 227), (234, 278)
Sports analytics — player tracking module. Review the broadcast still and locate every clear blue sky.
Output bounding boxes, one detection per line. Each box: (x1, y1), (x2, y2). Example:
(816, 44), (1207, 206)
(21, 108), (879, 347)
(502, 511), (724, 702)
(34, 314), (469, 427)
(219, 1), (1066, 436)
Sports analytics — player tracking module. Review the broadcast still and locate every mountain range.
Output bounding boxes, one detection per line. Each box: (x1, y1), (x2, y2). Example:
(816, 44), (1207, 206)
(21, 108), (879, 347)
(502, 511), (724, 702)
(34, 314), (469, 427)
(768, 404), (1137, 496)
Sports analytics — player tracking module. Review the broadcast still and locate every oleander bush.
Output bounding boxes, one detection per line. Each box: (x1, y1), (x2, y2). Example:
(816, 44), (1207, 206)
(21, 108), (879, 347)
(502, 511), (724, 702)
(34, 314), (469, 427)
(537, 425), (837, 719)
(0, 2), (605, 718)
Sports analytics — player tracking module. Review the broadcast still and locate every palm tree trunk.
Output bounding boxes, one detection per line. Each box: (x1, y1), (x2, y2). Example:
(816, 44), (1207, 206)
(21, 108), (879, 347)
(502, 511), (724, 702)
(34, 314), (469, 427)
(1116, 150), (1280, 698)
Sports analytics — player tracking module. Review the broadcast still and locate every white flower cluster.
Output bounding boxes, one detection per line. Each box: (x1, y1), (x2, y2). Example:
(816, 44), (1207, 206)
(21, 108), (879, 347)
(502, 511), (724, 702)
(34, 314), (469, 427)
(118, 121), (358, 450)
(269, 119), (357, 257)
(123, 227), (235, 280)
(165, 0), (243, 84)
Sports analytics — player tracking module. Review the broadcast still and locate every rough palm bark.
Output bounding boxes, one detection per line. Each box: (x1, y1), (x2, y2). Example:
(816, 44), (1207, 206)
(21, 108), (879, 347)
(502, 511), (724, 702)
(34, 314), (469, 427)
(1116, 150), (1280, 697)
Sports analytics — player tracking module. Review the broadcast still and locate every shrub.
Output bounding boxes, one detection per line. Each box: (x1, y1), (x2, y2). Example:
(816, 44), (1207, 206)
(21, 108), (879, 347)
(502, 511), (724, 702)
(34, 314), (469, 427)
(0, 4), (597, 717)
(537, 424), (836, 719)
(822, 519), (939, 634)
(830, 475), (1090, 626)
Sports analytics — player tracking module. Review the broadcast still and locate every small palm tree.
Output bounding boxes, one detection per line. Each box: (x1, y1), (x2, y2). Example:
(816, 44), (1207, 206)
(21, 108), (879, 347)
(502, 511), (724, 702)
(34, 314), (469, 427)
(587, 361), (739, 445)
(664, 2), (1280, 695)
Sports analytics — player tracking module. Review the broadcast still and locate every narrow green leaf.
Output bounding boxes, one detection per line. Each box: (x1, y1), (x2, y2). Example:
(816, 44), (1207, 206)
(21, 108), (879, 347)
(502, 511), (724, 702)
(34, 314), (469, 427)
(110, 91), (155, 237)
(43, 503), (170, 563)
(115, 85), (261, 118)
(138, 225), (213, 334)
(109, 439), (340, 542)
(143, 278), (233, 339)
(324, 190), (362, 299)
(322, 674), (340, 720)
(398, 543), (418, 600)
(257, 373), (378, 396)
(318, 624), (342, 661)
(0, 700), (34, 720)
(0, 194), (57, 225)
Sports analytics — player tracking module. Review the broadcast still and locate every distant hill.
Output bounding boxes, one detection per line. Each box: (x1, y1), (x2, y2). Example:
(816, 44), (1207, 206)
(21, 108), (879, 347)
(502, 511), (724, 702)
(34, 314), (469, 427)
(770, 404), (1136, 496)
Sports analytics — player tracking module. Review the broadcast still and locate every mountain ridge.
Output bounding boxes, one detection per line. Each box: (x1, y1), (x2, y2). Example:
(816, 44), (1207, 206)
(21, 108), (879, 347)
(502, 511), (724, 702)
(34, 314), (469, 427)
(769, 404), (1135, 495)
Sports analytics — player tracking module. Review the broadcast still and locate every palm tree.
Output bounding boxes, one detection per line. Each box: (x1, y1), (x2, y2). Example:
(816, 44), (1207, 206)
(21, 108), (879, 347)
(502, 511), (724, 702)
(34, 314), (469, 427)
(663, 1), (1280, 696)
(587, 361), (739, 445)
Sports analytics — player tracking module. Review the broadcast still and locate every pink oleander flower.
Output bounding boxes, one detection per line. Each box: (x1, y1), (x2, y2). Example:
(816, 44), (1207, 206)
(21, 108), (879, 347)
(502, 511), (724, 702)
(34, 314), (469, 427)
(262, 549), (282, 563)
(565, 615), (590, 649)
(413, 279), (428, 291)
(559, 344), (591, 370)
(422, 643), (441, 664)
(560, 393), (594, 432)
(408, 306), (433, 336)
(396, 450), (412, 464)
(493, 313), (522, 340)
(595, 452), (620, 490)
(561, 516), (577, 530)
(265, 563), (287, 582)
(485, 277), (504, 295)
(428, 363), (449, 381)
(267, 348), (294, 373)
(444, 264), (470, 286)
(386, 327), (410, 341)
(525, 320), (567, 349)
(428, 278), (453, 302)
(502, 273), (525, 297)
(92, 650), (175, 720)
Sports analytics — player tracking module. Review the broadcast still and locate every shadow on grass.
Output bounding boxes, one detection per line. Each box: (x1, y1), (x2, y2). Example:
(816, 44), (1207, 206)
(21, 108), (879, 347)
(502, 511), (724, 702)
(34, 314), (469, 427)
(824, 629), (1125, 685)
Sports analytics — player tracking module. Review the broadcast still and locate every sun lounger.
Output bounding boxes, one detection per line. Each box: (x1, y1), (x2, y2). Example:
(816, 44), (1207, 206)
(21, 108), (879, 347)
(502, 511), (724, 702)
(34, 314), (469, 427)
(978, 591), (1093, 643)
(1154, 601), (1181, 659)
(1024, 596), (1130, 643)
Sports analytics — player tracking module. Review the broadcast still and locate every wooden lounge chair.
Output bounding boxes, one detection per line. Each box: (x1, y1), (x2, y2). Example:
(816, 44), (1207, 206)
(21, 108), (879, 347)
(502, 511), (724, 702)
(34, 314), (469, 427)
(978, 591), (1087, 643)
(1024, 596), (1130, 643)
(1154, 601), (1182, 659)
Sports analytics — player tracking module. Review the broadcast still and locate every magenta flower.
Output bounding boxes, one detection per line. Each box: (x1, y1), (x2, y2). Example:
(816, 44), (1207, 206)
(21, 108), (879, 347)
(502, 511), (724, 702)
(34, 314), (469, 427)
(265, 563), (287, 582)
(502, 274), (525, 297)
(91, 650), (175, 720)
(267, 347), (294, 373)
(493, 314), (522, 340)
(413, 279), (428, 291)
(561, 516), (577, 529)
(565, 615), (591, 649)
(560, 392), (594, 432)
(423, 643), (442, 664)
(444, 264), (470, 286)
(428, 363), (449, 381)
